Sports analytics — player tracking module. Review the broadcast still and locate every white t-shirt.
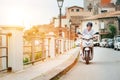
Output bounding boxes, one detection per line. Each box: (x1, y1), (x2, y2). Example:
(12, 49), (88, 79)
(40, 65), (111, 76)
(82, 29), (95, 36)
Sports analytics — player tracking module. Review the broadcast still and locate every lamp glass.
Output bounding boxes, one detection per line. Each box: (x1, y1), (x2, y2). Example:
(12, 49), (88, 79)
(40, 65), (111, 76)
(57, 0), (64, 8)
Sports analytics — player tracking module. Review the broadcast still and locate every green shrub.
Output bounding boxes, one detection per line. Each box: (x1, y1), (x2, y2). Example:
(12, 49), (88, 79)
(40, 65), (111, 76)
(23, 57), (29, 64)
(35, 51), (42, 60)
(101, 24), (117, 39)
(109, 24), (116, 38)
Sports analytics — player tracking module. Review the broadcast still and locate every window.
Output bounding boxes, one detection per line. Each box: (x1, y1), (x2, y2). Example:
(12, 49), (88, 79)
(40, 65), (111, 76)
(71, 9), (74, 12)
(76, 9), (79, 12)
(101, 10), (107, 13)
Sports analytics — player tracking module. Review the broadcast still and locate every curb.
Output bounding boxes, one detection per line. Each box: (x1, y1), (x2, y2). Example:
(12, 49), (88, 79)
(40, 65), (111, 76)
(33, 48), (80, 80)
(50, 53), (79, 80)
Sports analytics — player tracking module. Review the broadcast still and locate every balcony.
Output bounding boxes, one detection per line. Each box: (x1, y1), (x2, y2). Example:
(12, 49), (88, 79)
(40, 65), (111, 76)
(99, 29), (109, 35)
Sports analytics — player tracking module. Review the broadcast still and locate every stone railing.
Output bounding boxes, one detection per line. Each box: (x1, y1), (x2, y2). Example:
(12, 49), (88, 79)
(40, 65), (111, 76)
(23, 32), (75, 65)
(0, 26), (75, 72)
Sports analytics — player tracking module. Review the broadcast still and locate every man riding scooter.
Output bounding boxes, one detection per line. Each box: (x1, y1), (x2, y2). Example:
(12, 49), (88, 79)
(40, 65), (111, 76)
(79, 22), (98, 64)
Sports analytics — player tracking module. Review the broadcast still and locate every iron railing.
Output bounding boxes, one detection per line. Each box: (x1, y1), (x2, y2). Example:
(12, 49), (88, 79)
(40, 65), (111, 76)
(23, 37), (50, 65)
(0, 33), (11, 72)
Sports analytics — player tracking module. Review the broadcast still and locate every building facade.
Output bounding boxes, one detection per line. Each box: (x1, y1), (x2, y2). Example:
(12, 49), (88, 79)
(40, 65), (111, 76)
(84, 0), (101, 14)
(98, 3), (115, 14)
(54, 16), (70, 28)
(82, 11), (120, 39)
(84, 0), (116, 14)
(53, 6), (93, 40)
(65, 6), (93, 33)
(115, 0), (120, 11)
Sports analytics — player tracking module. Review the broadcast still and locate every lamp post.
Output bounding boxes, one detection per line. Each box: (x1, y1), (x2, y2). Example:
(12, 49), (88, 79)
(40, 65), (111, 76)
(57, 0), (64, 37)
(69, 20), (72, 49)
(57, 0), (64, 54)
(69, 20), (72, 40)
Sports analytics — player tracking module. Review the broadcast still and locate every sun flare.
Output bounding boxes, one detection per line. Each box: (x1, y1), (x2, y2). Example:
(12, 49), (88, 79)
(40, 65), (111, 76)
(6, 8), (24, 25)
(5, 7), (31, 29)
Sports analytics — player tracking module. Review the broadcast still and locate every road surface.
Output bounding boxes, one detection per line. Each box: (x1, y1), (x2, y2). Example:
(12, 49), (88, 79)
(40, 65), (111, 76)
(60, 47), (120, 80)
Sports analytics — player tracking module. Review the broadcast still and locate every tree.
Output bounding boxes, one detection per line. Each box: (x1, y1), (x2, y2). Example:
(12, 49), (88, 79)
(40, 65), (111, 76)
(116, 0), (120, 5)
(116, 0), (120, 11)
(101, 24), (117, 39)
(108, 24), (117, 38)
(24, 27), (45, 41)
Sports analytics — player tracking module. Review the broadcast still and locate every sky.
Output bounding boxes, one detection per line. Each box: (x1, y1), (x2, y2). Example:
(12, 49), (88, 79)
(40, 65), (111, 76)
(0, 0), (84, 29)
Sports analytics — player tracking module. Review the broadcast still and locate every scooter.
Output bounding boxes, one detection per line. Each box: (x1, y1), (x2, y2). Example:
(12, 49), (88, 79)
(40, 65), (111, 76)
(82, 35), (94, 64)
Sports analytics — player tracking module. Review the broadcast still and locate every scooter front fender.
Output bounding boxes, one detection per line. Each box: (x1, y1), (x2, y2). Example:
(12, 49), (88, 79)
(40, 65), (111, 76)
(85, 47), (90, 51)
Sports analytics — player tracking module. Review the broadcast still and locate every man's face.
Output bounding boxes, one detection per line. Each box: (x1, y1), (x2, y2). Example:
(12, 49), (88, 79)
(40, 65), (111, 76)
(87, 26), (92, 31)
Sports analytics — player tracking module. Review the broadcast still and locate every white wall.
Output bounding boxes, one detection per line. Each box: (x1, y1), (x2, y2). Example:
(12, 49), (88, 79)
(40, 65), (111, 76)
(81, 20), (100, 33)
(54, 18), (70, 28)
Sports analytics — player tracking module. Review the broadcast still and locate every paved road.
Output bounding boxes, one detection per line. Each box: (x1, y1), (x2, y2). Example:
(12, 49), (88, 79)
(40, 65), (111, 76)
(60, 47), (120, 80)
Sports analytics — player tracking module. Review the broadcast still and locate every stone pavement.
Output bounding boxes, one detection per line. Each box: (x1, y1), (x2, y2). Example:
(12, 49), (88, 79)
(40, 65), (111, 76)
(0, 47), (80, 80)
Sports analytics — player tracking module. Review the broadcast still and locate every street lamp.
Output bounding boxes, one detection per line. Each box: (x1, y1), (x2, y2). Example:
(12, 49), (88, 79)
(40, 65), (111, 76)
(69, 20), (72, 49)
(57, 0), (64, 37)
(69, 20), (72, 40)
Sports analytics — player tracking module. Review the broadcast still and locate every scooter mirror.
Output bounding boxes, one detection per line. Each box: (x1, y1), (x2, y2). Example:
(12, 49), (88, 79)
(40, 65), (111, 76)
(77, 32), (82, 35)
(94, 32), (99, 35)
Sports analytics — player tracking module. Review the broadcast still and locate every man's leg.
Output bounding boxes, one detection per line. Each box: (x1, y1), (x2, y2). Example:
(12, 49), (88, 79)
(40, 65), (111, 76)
(82, 47), (85, 60)
(83, 47), (85, 56)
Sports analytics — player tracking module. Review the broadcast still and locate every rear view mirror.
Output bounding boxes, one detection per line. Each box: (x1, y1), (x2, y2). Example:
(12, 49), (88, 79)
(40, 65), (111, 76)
(94, 32), (99, 35)
(77, 32), (82, 35)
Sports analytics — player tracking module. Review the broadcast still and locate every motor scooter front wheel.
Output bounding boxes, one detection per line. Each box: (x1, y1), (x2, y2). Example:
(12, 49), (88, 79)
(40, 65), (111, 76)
(85, 51), (89, 64)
